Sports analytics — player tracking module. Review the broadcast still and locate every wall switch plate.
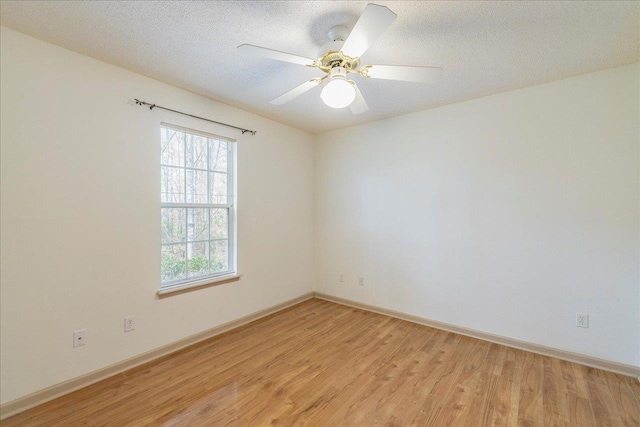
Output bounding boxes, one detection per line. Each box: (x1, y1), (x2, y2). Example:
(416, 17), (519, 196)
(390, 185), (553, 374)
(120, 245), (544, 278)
(125, 316), (135, 332)
(339, 274), (344, 283)
(73, 329), (86, 347)
(576, 313), (589, 328)
(358, 277), (365, 287)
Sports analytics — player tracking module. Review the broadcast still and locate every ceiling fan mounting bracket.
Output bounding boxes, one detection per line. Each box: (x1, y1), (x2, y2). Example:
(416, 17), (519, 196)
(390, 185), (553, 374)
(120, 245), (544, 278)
(327, 25), (349, 42)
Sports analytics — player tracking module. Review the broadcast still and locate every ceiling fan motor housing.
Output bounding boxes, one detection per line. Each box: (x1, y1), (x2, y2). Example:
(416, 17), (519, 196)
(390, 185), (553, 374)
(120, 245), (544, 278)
(316, 25), (360, 72)
(317, 40), (344, 59)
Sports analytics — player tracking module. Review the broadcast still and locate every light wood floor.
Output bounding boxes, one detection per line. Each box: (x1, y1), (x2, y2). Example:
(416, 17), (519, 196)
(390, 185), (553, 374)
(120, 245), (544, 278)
(3, 298), (639, 426)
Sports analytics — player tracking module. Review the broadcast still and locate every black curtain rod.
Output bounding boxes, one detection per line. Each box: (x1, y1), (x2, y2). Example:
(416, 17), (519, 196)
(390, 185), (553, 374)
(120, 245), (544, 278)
(134, 99), (256, 135)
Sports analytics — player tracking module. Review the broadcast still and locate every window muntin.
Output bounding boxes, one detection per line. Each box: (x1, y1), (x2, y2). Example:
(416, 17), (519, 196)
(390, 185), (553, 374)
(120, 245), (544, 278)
(160, 124), (235, 287)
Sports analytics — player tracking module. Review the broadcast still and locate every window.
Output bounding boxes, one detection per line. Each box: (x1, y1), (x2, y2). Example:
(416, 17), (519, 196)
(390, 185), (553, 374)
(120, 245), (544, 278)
(160, 124), (235, 288)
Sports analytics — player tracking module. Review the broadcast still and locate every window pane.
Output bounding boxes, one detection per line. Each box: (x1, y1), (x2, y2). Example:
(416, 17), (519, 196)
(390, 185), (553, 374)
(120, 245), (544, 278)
(161, 126), (234, 287)
(210, 140), (228, 172)
(161, 129), (184, 167)
(161, 166), (185, 203)
(210, 240), (228, 273)
(187, 242), (209, 278)
(209, 172), (227, 204)
(210, 208), (228, 239)
(186, 134), (208, 169)
(186, 169), (208, 204)
(187, 208), (208, 241)
(161, 208), (186, 243)
(161, 244), (186, 282)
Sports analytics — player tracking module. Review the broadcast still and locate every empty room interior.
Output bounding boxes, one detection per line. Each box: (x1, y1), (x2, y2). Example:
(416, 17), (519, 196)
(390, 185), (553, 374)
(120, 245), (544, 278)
(1, 1), (639, 425)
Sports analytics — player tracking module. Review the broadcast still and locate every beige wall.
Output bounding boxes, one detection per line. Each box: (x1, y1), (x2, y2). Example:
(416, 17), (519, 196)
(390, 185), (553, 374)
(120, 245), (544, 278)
(0, 27), (315, 404)
(315, 63), (639, 367)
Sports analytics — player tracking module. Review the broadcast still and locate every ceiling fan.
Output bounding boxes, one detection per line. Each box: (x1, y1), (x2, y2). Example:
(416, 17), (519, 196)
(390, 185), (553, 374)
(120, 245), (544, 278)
(238, 3), (443, 114)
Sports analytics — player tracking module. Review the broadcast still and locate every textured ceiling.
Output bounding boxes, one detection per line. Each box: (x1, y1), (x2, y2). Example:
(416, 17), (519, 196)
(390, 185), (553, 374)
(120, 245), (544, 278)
(1, 1), (638, 134)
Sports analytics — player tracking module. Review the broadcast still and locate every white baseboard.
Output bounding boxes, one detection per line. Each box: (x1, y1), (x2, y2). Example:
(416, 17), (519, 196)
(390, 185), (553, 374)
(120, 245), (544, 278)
(0, 292), (314, 420)
(313, 292), (640, 379)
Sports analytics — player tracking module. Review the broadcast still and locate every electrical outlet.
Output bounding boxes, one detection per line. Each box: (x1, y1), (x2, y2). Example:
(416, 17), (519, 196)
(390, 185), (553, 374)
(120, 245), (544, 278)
(125, 316), (135, 332)
(358, 277), (365, 287)
(73, 329), (86, 347)
(339, 273), (344, 283)
(576, 313), (589, 328)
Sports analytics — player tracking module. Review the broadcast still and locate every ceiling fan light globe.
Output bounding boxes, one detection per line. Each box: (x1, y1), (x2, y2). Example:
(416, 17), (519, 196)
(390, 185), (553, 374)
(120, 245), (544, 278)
(321, 79), (356, 109)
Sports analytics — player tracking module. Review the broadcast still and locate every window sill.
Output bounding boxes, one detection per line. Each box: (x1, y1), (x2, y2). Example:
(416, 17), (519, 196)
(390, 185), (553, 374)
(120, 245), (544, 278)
(157, 274), (242, 298)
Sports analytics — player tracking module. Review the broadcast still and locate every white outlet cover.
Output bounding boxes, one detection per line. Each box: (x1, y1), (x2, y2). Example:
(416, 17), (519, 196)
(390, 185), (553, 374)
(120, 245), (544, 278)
(73, 329), (86, 347)
(576, 313), (589, 328)
(125, 316), (135, 332)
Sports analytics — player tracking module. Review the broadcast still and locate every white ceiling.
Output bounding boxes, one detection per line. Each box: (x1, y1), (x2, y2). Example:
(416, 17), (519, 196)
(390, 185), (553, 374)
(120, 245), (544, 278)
(1, 1), (638, 134)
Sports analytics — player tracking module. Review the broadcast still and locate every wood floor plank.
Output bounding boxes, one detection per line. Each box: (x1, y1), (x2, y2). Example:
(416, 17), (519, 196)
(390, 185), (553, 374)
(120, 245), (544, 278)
(542, 357), (570, 427)
(517, 351), (545, 426)
(3, 298), (638, 426)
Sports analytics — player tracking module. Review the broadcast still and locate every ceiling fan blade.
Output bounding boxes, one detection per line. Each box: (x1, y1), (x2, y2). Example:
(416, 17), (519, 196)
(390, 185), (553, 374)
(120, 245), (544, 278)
(349, 82), (369, 115)
(341, 4), (397, 59)
(364, 65), (443, 83)
(269, 80), (321, 105)
(238, 44), (315, 66)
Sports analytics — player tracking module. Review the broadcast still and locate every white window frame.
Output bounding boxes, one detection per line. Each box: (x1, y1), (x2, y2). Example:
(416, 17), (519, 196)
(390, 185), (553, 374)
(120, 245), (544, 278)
(160, 123), (237, 289)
